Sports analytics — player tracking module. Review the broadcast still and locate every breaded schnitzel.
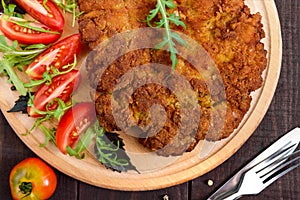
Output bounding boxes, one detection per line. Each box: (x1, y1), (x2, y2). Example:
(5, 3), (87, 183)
(78, 0), (267, 156)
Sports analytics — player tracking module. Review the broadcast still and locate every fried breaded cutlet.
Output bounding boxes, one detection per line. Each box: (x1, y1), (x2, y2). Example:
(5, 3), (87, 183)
(77, 0), (267, 156)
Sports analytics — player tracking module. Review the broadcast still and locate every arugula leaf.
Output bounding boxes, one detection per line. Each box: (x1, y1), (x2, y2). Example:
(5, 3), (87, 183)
(8, 19), (61, 35)
(43, 0), (50, 12)
(0, 13), (60, 35)
(146, 0), (187, 69)
(66, 125), (96, 159)
(23, 56), (77, 89)
(1, 0), (23, 17)
(52, 0), (84, 27)
(0, 35), (47, 96)
(39, 124), (56, 147)
(27, 96), (72, 122)
(0, 59), (27, 95)
(1, 0), (59, 33)
(25, 96), (72, 138)
(50, 98), (72, 121)
(94, 124), (138, 173)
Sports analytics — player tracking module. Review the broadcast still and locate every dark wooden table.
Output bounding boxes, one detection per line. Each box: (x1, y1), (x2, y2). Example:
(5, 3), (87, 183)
(1, 0), (299, 199)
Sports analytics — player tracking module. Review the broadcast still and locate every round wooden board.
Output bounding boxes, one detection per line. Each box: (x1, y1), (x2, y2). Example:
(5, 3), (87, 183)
(0, 0), (282, 191)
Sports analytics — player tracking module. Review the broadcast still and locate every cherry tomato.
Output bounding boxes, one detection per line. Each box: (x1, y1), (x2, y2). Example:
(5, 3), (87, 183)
(28, 69), (81, 117)
(9, 157), (57, 200)
(14, 0), (65, 31)
(26, 34), (81, 80)
(0, 16), (61, 44)
(56, 102), (97, 154)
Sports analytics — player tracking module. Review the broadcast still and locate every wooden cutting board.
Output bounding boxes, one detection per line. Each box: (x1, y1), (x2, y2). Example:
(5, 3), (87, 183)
(0, 0), (281, 190)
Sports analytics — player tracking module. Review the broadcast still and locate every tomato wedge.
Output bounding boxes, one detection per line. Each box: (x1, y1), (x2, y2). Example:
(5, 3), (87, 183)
(0, 16), (61, 44)
(28, 69), (81, 117)
(26, 34), (81, 80)
(9, 157), (57, 200)
(56, 102), (97, 154)
(14, 0), (65, 31)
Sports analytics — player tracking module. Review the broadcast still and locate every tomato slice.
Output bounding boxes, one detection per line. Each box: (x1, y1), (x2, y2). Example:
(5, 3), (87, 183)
(9, 157), (57, 200)
(0, 16), (61, 44)
(26, 33), (81, 80)
(14, 0), (65, 31)
(56, 102), (97, 154)
(28, 69), (81, 117)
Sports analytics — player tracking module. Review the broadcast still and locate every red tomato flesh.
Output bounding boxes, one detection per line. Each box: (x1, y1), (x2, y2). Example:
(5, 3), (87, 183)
(9, 157), (57, 200)
(28, 69), (81, 117)
(14, 0), (65, 31)
(0, 16), (61, 44)
(26, 33), (81, 80)
(56, 102), (97, 154)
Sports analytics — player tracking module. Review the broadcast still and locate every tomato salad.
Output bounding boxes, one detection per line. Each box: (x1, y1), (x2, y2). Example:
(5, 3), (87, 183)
(0, 0), (92, 158)
(0, 0), (137, 173)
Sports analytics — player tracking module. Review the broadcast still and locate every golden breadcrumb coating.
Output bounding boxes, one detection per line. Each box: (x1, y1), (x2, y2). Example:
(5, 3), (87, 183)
(78, 0), (267, 155)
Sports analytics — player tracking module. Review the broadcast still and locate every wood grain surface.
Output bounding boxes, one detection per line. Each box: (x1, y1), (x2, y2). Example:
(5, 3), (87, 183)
(0, 0), (299, 199)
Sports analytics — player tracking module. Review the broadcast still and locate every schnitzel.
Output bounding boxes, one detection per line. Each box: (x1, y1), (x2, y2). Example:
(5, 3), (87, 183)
(78, 0), (267, 156)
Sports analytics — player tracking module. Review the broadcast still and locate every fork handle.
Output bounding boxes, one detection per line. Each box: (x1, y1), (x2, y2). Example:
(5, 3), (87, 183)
(214, 191), (242, 200)
(208, 191), (242, 200)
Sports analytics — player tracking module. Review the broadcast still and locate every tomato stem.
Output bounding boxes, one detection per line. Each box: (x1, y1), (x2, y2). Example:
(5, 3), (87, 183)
(19, 182), (32, 197)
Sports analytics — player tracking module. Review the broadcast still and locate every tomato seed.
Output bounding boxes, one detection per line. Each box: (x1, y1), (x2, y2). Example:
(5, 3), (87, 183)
(71, 130), (79, 139)
(45, 87), (53, 95)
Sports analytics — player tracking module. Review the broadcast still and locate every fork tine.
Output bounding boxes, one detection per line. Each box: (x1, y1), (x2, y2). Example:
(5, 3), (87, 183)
(256, 148), (299, 177)
(263, 162), (300, 187)
(253, 142), (296, 174)
(266, 142), (296, 162)
(263, 153), (300, 179)
(262, 150), (300, 187)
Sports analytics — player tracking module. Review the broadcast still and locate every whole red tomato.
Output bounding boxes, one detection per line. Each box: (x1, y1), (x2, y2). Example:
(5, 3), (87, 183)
(9, 157), (57, 200)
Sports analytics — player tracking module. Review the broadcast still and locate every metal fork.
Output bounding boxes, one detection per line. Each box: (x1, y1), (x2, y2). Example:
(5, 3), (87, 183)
(221, 148), (300, 200)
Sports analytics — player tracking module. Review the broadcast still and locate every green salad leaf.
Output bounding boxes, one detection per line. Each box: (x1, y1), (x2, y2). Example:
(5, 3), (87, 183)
(0, 35), (47, 96)
(146, 0), (187, 69)
(52, 0), (84, 27)
(94, 124), (139, 173)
